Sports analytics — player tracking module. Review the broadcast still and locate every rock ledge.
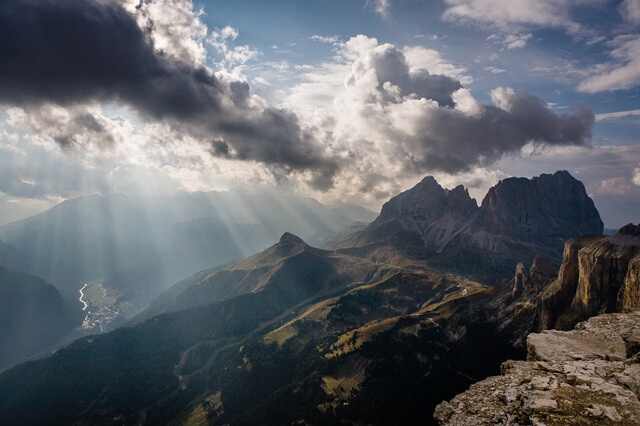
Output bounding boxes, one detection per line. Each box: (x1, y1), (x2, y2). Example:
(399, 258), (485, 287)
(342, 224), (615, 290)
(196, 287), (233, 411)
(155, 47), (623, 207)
(435, 311), (640, 425)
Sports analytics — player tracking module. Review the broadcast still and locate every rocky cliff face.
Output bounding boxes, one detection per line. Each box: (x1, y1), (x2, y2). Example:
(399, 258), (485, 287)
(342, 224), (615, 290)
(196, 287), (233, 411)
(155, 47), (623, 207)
(475, 171), (603, 253)
(512, 254), (558, 299)
(540, 224), (640, 330)
(435, 226), (640, 424)
(479, 254), (558, 348)
(434, 310), (640, 425)
(375, 176), (478, 250)
(371, 171), (603, 265)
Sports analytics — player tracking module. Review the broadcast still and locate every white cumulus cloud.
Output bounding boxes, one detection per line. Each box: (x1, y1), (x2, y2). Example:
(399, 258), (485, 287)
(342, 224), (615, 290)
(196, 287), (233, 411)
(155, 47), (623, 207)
(579, 34), (640, 92)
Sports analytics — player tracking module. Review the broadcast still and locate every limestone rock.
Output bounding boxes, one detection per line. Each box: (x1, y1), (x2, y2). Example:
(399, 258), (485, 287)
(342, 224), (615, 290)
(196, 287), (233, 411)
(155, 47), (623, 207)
(620, 223), (640, 238)
(511, 254), (559, 299)
(434, 311), (640, 425)
(475, 170), (603, 255)
(530, 254), (559, 285)
(512, 263), (528, 298)
(375, 176), (478, 250)
(540, 226), (640, 331)
(487, 255), (557, 347)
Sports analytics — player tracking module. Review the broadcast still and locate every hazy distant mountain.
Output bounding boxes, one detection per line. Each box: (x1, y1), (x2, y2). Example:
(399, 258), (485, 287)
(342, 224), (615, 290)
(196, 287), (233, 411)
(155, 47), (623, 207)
(0, 190), (375, 315)
(0, 239), (32, 273)
(0, 266), (77, 372)
(305, 220), (369, 247)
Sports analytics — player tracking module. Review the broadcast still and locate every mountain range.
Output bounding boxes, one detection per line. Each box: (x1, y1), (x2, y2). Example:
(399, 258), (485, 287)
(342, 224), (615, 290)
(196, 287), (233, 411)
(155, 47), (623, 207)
(332, 170), (602, 281)
(0, 190), (374, 373)
(5, 172), (640, 424)
(0, 189), (375, 326)
(0, 170), (632, 425)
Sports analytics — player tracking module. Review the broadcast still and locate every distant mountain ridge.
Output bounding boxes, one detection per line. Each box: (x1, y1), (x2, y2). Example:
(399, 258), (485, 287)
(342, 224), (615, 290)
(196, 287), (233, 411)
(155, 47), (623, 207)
(138, 232), (358, 320)
(0, 189), (376, 316)
(0, 230), (483, 424)
(0, 239), (33, 274)
(334, 171), (603, 280)
(0, 265), (77, 372)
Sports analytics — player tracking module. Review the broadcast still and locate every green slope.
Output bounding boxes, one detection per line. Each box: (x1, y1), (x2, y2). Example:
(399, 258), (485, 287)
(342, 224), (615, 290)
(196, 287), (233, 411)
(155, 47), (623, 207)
(0, 232), (503, 425)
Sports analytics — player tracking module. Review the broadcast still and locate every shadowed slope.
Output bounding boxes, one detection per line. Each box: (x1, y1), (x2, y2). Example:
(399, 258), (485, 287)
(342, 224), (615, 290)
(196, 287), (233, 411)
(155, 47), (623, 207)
(0, 266), (77, 371)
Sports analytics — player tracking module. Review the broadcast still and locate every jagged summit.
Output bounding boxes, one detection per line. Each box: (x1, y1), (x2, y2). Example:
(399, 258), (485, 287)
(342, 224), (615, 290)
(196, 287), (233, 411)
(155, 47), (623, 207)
(278, 232), (305, 246)
(476, 170), (603, 242)
(335, 170), (604, 281)
(377, 176), (477, 225)
(511, 254), (558, 299)
(375, 170), (601, 259)
(374, 175), (477, 252)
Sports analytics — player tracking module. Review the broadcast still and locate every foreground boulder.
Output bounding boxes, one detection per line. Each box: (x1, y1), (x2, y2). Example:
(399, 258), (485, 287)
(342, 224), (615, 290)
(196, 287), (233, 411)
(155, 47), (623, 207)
(434, 311), (640, 424)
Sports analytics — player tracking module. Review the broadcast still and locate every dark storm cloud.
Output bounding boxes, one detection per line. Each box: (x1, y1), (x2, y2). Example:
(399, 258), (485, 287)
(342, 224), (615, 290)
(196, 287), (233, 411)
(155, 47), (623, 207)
(0, 0), (200, 111)
(364, 43), (462, 107)
(0, 1), (597, 193)
(344, 40), (595, 179)
(398, 89), (594, 173)
(0, 0), (337, 181)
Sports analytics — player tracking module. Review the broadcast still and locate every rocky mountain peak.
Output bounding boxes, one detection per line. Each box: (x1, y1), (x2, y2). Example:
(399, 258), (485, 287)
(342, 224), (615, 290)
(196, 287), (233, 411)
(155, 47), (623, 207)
(376, 177), (476, 222)
(376, 176), (447, 222)
(278, 232), (305, 246)
(371, 171), (602, 262)
(530, 254), (558, 283)
(511, 254), (557, 298)
(446, 184), (478, 216)
(373, 175), (479, 249)
(417, 175), (441, 189)
(475, 170), (603, 252)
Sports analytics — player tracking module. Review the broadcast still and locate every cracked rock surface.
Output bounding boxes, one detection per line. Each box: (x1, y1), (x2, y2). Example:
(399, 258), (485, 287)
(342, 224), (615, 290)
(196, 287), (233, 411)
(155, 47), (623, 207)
(434, 311), (640, 425)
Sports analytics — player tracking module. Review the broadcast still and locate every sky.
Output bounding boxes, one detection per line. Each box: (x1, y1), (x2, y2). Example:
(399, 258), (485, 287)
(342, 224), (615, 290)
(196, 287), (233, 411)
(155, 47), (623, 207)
(0, 0), (639, 227)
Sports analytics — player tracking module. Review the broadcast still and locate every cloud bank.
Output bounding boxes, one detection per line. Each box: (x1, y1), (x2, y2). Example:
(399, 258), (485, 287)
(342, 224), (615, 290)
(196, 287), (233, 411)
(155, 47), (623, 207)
(579, 35), (640, 93)
(442, 0), (588, 33)
(285, 36), (594, 200)
(0, 0), (595, 200)
(0, 0), (337, 186)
